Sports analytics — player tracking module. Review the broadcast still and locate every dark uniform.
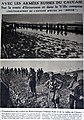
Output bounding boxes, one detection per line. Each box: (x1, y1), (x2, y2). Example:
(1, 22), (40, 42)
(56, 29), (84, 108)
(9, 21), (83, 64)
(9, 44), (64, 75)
(1, 81), (10, 107)
(28, 68), (37, 97)
(74, 79), (83, 109)
(1, 78), (14, 108)
(68, 73), (78, 109)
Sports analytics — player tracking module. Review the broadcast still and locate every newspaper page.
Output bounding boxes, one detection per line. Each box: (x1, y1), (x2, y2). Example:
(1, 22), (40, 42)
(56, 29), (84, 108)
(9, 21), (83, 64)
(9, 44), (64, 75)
(0, 0), (84, 120)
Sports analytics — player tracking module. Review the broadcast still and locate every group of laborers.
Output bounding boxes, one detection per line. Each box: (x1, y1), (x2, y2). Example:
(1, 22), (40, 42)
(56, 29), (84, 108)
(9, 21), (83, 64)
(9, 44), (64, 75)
(44, 72), (83, 109)
(1, 66), (83, 108)
(27, 70), (63, 108)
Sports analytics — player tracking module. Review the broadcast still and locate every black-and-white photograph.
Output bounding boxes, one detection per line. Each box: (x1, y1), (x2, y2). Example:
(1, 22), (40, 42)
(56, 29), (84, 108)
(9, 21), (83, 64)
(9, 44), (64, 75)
(0, 60), (83, 108)
(1, 14), (83, 58)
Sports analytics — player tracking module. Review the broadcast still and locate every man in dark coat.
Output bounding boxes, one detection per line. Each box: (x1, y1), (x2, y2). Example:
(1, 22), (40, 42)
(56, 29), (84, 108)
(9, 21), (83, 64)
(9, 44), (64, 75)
(68, 72), (78, 109)
(74, 79), (83, 109)
(1, 80), (10, 107)
(28, 68), (37, 97)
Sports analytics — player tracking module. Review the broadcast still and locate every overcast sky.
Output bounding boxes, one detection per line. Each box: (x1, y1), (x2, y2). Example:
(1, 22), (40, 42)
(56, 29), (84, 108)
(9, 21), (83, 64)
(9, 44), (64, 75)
(1, 60), (83, 73)
(2, 14), (82, 23)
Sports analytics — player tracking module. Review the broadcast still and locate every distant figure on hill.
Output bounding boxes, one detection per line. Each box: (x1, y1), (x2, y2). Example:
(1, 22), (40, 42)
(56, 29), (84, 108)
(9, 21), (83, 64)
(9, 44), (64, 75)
(37, 68), (43, 84)
(18, 68), (21, 74)
(25, 68), (28, 76)
(37, 69), (41, 84)
(14, 68), (17, 75)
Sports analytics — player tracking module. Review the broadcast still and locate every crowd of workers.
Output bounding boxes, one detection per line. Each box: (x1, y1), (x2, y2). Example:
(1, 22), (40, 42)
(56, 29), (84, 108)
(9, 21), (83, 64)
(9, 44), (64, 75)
(1, 67), (83, 108)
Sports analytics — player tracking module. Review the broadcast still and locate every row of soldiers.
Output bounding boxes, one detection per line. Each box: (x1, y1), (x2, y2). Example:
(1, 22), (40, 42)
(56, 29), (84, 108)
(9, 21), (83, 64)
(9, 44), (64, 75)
(1, 67), (43, 83)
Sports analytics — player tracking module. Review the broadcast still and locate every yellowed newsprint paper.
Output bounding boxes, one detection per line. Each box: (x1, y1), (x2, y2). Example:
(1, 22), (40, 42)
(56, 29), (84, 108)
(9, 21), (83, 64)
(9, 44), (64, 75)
(0, 0), (84, 120)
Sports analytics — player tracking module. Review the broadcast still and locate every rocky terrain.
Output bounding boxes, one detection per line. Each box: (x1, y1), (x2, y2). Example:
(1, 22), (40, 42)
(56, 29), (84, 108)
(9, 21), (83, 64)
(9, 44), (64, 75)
(1, 29), (83, 58)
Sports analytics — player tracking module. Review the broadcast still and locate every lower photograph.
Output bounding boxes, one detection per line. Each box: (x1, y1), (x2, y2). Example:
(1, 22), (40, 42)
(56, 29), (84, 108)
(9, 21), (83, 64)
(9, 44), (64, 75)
(0, 60), (83, 109)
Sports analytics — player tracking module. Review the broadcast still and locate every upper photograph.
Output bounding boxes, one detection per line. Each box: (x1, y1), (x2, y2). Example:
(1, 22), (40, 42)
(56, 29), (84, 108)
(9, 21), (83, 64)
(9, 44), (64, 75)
(1, 14), (83, 59)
